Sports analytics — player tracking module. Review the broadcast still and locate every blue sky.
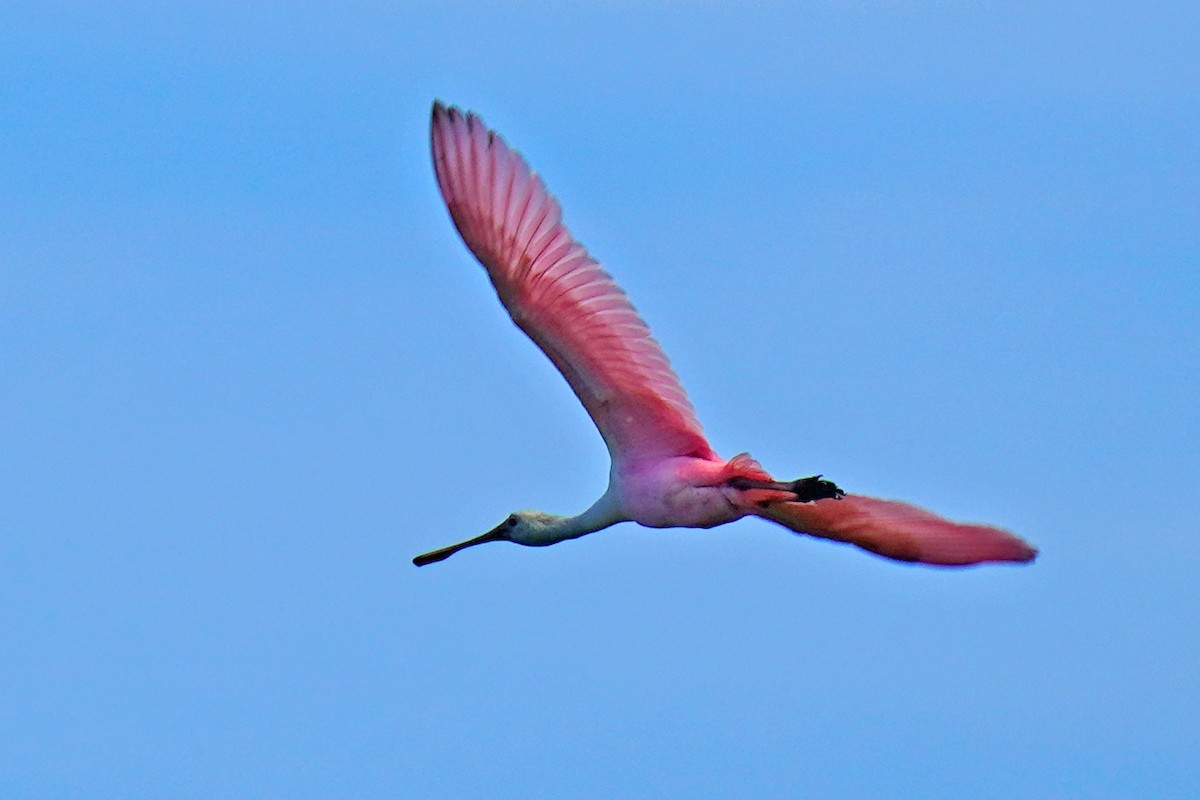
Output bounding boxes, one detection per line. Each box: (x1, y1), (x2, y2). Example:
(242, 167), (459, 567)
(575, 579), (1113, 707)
(2, 2), (1198, 797)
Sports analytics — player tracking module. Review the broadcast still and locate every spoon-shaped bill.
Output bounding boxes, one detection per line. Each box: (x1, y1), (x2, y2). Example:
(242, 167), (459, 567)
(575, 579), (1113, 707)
(412, 524), (509, 567)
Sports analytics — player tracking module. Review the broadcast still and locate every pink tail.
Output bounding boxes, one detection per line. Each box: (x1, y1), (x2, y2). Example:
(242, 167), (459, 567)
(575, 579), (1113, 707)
(756, 494), (1037, 567)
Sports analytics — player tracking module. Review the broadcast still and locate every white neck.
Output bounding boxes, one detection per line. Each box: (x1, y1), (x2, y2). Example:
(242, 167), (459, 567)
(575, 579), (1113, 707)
(535, 486), (627, 545)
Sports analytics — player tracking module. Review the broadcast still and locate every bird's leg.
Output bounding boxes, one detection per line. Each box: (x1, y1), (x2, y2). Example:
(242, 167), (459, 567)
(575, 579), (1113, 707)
(727, 475), (845, 503)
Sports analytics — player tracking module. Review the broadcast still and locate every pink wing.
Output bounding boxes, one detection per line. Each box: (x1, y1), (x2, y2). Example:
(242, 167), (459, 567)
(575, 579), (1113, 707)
(430, 102), (714, 464)
(757, 494), (1037, 566)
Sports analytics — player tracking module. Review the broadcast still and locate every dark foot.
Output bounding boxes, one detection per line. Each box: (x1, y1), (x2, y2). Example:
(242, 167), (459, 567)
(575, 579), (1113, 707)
(787, 475), (845, 502)
(727, 474), (845, 502)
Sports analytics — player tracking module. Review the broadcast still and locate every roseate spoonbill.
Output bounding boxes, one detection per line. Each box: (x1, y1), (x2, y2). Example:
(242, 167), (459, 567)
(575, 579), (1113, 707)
(413, 101), (1037, 569)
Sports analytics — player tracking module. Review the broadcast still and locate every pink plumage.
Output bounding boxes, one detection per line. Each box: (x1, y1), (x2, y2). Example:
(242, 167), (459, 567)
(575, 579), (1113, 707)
(758, 495), (1036, 566)
(431, 103), (713, 464)
(415, 101), (1038, 569)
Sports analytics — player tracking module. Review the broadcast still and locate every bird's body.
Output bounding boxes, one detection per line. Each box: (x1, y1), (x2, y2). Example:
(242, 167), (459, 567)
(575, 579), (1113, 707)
(414, 101), (1037, 569)
(619, 456), (744, 530)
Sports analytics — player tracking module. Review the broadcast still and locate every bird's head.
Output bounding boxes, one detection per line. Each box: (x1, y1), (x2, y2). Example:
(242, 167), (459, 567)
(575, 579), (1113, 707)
(412, 510), (566, 566)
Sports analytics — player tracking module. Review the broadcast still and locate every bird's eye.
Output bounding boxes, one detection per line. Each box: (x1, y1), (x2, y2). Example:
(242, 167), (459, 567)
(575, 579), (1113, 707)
(506, 516), (518, 528)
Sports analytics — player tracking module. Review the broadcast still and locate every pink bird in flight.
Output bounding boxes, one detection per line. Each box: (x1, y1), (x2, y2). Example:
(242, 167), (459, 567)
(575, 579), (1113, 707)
(414, 101), (1037, 569)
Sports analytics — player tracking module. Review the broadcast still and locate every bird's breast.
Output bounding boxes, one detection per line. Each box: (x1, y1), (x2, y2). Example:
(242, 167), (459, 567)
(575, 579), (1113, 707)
(615, 456), (745, 530)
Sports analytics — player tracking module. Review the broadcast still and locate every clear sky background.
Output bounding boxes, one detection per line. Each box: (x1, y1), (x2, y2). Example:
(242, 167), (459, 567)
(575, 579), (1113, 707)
(3, 2), (1198, 797)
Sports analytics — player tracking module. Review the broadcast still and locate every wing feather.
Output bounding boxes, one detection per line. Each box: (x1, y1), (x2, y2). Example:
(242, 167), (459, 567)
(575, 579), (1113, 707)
(757, 494), (1038, 566)
(430, 102), (714, 463)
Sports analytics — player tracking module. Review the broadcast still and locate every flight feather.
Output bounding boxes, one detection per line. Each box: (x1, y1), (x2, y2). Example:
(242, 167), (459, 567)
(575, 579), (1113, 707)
(430, 102), (714, 463)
